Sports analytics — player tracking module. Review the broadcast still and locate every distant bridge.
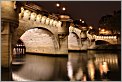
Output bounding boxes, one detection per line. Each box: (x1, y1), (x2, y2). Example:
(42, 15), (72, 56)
(87, 33), (118, 44)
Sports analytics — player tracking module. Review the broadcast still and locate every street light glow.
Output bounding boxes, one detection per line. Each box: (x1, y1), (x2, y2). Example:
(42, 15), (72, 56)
(56, 3), (60, 7)
(101, 29), (105, 32)
(99, 28), (101, 30)
(62, 7), (66, 11)
(89, 26), (93, 29)
(82, 21), (84, 23)
(80, 19), (82, 21)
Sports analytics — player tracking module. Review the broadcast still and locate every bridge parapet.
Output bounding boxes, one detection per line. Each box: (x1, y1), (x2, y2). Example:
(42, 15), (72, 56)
(19, 7), (62, 28)
(94, 35), (117, 44)
(95, 36), (117, 40)
(69, 26), (81, 38)
(87, 33), (118, 45)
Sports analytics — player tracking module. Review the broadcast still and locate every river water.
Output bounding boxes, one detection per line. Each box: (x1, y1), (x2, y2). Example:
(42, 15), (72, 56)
(12, 50), (121, 81)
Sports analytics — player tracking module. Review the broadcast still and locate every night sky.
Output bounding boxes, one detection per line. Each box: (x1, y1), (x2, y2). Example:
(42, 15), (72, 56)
(32, 1), (121, 28)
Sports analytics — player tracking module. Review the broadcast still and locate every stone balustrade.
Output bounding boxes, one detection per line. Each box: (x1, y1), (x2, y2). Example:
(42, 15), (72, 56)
(69, 26), (81, 38)
(19, 7), (62, 28)
(95, 36), (117, 39)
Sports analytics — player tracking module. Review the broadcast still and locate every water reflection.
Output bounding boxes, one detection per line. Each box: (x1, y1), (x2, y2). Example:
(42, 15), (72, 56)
(12, 54), (68, 81)
(68, 50), (120, 81)
(67, 61), (73, 80)
(12, 50), (121, 81)
(87, 59), (95, 81)
(99, 61), (110, 79)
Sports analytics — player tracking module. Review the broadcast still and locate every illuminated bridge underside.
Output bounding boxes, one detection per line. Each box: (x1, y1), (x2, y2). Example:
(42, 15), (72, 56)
(20, 28), (59, 54)
(68, 33), (80, 50)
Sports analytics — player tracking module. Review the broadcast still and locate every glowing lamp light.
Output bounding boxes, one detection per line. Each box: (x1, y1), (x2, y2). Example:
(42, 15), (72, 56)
(114, 36), (116, 39)
(56, 3), (60, 7)
(82, 21), (84, 23)
(89, 26), (93, 29)
(109, 36), (111, 39)
(21, 7), (24, 12)
(80, 19), (82, 21)
(101, 29), (105, 32)
(62, 7), (66, 11)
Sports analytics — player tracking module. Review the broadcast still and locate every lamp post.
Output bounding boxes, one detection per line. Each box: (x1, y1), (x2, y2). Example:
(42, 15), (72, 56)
(57, 14), (72, 54)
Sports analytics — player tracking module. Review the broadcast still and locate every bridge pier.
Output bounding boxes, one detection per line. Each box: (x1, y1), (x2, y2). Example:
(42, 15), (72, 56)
(1, 1), (21, 80)
(57, 15), (71, 55)
(80, 27), (90, 50)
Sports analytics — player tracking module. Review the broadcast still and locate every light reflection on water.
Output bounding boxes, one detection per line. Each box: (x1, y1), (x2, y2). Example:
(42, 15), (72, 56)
(12, 54), (68, 81)
(12, 50), (121, 81)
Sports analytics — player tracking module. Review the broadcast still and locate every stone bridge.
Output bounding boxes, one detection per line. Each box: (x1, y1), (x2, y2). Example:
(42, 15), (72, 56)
(87, 33), (118, 44)
(1, 1), (71, 68)
(1, 1), (119, 69)
(68, 26), (118, 50)
(94, 35), (117, 44)
(17, 6), (67, 55)
(68, 26), (90, 50)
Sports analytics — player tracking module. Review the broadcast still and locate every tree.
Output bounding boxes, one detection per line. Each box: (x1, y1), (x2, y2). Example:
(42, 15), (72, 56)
(98, 10), (121, 35)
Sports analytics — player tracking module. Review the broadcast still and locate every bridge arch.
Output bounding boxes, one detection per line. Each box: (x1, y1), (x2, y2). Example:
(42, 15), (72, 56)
(70, 32), (80, 39)
(95, 40), (111, 45)
(12, 39), (26, 59)
(1, 1), (71, 69)
(13, 7), (62, 47)
(12, 14), (60, 51)
(68, 32), (81, 50)
(20, 27), (59, 54)
(94, 35), (118, 44)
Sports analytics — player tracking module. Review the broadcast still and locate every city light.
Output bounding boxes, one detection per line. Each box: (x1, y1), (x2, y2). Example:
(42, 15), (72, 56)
(21, 7), (24, 12)
(89, 26), (93, 29)
(99, 28), (101, 30)
(99, 28), (112, 35)
(101, 29), (105, 32)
